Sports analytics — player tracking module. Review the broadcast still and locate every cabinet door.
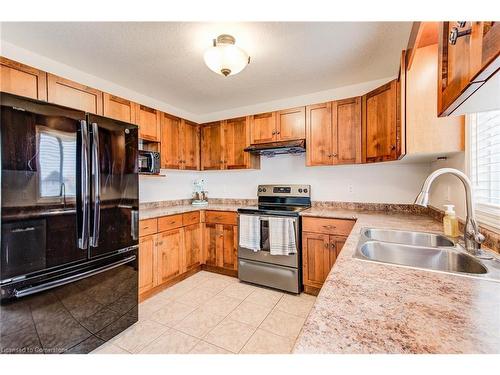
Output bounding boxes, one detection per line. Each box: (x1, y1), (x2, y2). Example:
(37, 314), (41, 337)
(103, 93), (136, 123)
(220, 225), (238, 270)
(306, 103), (332, 166)
(302, 232), (330, 288)
(47, 73), (103, 114)
(201, 122), (222, 170)
(157, 229), (182, 284)
(362, 80), (398, 163)
(0, 57), (47, 100)
(184, 223), (202, 272)
(470, 21), (500, 82)
(160, 113), (181, 169)
(437, 22), (483, 116)
(136, 104), (160, 142)
(331, 236), (347, 260)
(223, 117), (248, 169)
(204, 223), (219, 267)
(277, 106), (306, 141)
(182, 120), (200, 170)
(333, 97), (361, 165)
(250, 112), (276, 144)
(139, 234), (156, 294)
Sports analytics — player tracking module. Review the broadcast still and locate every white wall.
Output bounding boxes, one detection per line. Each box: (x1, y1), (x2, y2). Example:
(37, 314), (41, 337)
(140, 154), (431, 204)
(428, 153), (467, 220)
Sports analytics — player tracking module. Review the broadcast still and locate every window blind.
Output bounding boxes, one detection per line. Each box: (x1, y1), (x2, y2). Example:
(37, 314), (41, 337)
(470, 110), (500, 207)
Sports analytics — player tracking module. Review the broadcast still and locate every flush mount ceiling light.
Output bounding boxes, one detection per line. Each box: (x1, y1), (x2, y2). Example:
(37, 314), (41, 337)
(203, 34), (250, 77)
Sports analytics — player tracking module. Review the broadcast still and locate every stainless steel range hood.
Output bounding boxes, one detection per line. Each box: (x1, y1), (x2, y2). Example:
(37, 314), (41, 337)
(244, 140), (305, 156)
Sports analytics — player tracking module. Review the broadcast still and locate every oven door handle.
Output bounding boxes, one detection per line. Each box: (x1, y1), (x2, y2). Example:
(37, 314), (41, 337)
(13, 255), (136, 299)
(90, 122), (101, 248)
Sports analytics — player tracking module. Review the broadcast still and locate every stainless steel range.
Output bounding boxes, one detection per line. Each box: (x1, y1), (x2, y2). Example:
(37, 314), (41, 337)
(237, 184), (311, 293)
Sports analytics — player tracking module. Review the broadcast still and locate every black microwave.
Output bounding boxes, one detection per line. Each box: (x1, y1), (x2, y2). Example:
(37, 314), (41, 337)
(138, 150), (160, 174)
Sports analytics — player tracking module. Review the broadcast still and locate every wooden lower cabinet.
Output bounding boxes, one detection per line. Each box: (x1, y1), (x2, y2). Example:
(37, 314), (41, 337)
(184, 223), (202, 271)
(138, 210), (236, 299)
(302, 217), (354, 293)
(203, 222), (238, 271)
(156, 228), (183, 284)
(138, 234), (156, 295)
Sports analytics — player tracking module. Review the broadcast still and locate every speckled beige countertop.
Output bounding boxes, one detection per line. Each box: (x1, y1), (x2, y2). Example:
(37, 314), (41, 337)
(139, 204), (245, 220)
(294, 208), (500, 354)
(139, 202), (500, 353)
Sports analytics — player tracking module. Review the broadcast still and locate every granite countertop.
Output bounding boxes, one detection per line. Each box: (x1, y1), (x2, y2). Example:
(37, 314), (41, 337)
(139, 203), (245, 220)
(292, 208), (500, 354)
(139, 201), (500, 353)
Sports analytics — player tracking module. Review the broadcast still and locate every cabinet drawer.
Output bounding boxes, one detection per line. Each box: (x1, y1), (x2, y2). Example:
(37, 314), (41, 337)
(158, 214), (183, 232)
(139, 218), (158, 237)
(302, 217), (355, 236)
(205, 211), (238, 225)
(183, 211), (200, 226)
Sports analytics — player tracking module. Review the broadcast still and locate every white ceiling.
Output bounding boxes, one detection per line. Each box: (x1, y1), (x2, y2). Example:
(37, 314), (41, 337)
(0, 22), (411, 117)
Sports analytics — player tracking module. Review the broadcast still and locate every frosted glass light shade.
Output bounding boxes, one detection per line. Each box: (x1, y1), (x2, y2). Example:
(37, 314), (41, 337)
(203, 35), (250, 77)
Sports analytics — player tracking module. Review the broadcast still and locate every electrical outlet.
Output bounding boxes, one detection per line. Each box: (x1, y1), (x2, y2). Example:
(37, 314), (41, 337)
(348, 184), (353, 194)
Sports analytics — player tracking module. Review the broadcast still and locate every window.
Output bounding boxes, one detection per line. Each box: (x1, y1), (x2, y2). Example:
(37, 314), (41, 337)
(468, 110), (500, 229)
(38, 127), (76, 199)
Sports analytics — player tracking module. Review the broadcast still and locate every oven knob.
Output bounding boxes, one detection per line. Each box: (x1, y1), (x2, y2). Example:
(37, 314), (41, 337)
(263, 188), (267, 192)
(258, 188), (262, 192)
(304, 188), (308, 193)
(298, 188), (303, 193)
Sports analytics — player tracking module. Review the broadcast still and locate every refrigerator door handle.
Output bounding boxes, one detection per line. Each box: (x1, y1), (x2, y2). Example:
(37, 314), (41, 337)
(78, 120), (90, 250)
(90, 122), (101, 247)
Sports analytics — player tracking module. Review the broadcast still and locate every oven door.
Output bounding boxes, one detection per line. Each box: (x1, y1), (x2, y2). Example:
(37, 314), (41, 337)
(237, 214), (299, 268)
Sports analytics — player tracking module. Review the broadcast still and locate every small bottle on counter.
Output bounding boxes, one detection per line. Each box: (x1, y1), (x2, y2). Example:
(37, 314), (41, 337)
(443, 204), (459, 237)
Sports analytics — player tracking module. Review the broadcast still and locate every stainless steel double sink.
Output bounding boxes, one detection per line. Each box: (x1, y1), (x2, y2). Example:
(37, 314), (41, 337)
(354, 228), (500, 281)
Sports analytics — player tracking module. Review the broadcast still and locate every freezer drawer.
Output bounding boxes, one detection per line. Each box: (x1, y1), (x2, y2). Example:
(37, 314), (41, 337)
(238, 246), (298, 268)
(238, 258), (300, 294)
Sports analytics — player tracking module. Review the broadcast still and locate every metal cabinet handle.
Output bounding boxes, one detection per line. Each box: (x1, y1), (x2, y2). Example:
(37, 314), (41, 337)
(324, 242), (329, 249)
(391, 145), (396, 151)
(324, 225), (336, 229)
(272, 130), (276, 135)
(332, 153), (338, 157)
(143, 226), (149, 229)
(449, 24), (471, 45)
(331, 242), (336, 249)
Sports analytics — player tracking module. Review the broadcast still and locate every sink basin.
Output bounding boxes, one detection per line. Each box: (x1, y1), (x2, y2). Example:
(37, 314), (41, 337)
(362, 228), (455, 248)
(358, 241), (488, 275)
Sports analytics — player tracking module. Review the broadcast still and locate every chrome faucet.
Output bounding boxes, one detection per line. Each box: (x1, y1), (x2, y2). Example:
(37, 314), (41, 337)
(414, 168), (488, 258)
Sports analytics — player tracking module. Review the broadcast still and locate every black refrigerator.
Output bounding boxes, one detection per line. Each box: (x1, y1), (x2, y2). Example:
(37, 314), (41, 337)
(0, 93), (139, 354)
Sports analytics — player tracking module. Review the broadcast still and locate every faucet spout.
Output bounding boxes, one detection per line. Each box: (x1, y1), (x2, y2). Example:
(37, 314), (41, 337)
(414, 168), (486, 257)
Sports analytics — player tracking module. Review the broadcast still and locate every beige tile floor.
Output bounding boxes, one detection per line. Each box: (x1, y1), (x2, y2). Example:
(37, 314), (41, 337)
(92, 271), (316, 354)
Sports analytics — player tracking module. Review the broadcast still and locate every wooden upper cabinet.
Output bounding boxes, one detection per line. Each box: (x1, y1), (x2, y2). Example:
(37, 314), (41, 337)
(306, 102), (333, 166)
(0, 57), (47, 101)
(182, 120), (200, 170)
(223, 117), (246, 169)
(201, 121), (223, 170)
(277, 106), (306, 141)
(160, 113), (181, 169)
(438, 21), (499, 116)
(47, 73), (103, 114)
(333, 97), (361, 165)
(222, 116), (260, 170)
(470, 22), (500, 81)
(250, 112), (276, 144)
(136, 104), (160, 142)
(362, 80), (399, 163)
(406, 43), (464, 154)
(102, 93), (136, 124)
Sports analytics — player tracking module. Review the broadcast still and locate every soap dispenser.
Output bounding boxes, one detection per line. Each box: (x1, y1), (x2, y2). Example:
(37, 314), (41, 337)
(443, 204), (459, 238)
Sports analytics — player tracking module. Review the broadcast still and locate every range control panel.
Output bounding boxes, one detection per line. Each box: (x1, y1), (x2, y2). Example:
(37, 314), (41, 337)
(257, 184), (311, 198)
